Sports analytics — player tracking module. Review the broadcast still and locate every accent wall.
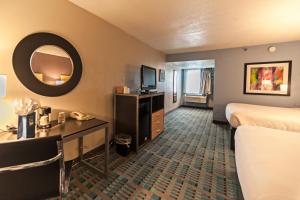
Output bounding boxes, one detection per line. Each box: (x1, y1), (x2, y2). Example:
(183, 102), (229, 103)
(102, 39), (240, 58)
(167, 41), (300, 121)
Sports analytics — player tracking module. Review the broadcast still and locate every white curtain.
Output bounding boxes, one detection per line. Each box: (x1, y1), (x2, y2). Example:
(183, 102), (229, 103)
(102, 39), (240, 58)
(199, 69), (211, 95)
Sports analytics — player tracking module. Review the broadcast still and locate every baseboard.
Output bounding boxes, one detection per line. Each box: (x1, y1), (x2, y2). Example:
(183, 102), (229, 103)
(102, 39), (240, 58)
(212, 120), (229, 125)
(181, 105), (213, 110)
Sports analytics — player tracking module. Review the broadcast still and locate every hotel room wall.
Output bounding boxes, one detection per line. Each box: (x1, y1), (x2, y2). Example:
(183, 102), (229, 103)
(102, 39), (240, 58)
(0, 0), (165, 159)
(167, 41), (300, 121)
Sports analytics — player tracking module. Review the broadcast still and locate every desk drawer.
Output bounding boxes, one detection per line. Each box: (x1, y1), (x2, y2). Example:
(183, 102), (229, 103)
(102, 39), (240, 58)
(152, 109), (164, 118)
(152, 109), (164, 139)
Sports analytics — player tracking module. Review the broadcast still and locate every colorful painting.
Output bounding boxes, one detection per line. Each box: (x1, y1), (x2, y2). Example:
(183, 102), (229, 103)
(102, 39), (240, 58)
(244, 61), (291, 96)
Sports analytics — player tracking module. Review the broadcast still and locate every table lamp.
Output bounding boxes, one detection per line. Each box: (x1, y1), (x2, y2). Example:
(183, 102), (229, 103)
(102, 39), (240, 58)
(0, 75), (7, 97)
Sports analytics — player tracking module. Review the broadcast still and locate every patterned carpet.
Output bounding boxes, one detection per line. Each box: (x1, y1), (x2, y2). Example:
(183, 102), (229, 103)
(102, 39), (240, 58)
(65, 107), (243, 200)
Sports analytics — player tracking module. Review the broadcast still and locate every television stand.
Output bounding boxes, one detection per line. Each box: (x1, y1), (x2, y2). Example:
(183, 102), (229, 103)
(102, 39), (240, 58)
(114, 92), (164, 152)
(140, 89), (157, 94)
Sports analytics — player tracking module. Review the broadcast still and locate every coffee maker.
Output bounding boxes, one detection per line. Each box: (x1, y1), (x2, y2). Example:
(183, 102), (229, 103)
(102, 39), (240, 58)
(37, 106), (52, 129)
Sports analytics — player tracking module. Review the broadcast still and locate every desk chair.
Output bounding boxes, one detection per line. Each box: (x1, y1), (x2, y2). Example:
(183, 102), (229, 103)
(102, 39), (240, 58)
(0, 135), (72, 199)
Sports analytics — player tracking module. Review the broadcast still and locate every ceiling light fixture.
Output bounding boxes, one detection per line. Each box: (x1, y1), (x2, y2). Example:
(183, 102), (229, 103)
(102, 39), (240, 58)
(268, 46), (276, 53)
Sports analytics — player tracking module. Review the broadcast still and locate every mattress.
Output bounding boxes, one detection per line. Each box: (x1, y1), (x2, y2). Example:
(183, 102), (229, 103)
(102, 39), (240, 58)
(235, 126), (300, 200)
(225, 103), (300, 132)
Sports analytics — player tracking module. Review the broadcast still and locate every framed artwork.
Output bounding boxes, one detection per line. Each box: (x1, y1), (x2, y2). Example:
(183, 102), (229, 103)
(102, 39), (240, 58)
(159, 69), (165, 82)
(244, 61), (292, 96)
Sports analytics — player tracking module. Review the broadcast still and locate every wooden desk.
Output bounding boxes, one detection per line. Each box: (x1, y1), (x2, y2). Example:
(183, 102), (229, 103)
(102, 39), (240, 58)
(0, 118), (110, 177)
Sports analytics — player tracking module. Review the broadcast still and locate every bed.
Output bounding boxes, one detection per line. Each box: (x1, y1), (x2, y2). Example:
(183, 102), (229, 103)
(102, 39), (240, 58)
(235, 125), (300, 200)
(226, 103), (300, 131)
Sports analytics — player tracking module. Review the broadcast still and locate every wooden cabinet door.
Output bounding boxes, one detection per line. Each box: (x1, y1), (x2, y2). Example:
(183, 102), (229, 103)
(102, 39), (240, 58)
(151, 109), (164, 139)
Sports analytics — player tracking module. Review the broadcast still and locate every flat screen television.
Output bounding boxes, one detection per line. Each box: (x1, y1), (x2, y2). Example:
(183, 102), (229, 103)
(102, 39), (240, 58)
(141, 65), (156, 90)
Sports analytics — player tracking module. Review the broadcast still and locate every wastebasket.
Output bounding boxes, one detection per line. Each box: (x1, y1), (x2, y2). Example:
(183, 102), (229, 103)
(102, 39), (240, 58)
(115, 134), (132, 156)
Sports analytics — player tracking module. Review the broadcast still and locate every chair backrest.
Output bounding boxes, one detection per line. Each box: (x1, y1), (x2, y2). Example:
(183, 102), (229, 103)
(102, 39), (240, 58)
(0, 135), (64, 200)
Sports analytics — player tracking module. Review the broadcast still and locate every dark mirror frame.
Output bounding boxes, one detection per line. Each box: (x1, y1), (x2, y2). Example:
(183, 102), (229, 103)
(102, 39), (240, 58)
(13, 32), (82, 97)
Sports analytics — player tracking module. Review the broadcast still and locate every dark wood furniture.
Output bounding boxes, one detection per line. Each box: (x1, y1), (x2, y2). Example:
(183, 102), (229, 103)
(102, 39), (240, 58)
(114, 92), (164, 151)
(0, 135), (69, 199)
(0, 118), (110, 177)
(230, 127), (237, 151)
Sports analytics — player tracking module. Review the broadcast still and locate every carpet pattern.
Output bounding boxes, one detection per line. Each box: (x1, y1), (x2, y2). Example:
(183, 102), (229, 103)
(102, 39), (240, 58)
(65, 108), (243, 200)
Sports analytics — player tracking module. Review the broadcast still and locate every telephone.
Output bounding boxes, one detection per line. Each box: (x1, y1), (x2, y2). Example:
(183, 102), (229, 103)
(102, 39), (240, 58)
(70, 111), (94, 121)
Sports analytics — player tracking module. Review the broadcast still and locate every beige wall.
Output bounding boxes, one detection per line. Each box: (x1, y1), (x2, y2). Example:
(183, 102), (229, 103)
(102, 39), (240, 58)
(0, 0), (165, 159)
(165, 68), (182, 113)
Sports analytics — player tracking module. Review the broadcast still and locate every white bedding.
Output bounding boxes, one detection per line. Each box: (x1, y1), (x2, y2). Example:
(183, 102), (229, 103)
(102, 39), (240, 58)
(225, 103), (300, 132)
(235, 126), (300, 200)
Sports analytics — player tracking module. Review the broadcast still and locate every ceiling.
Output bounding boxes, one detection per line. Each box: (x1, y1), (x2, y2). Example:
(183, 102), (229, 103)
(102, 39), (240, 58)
(69, 0), (300, 54)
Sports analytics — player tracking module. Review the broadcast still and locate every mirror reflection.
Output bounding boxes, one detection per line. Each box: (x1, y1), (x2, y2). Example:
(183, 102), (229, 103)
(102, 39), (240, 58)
(30, 45), (74, 86)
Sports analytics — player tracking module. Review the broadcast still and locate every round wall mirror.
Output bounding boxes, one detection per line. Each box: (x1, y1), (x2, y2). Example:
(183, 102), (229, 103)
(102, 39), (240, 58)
(13, 32), (82, 97)
(30, 45), (74, 86)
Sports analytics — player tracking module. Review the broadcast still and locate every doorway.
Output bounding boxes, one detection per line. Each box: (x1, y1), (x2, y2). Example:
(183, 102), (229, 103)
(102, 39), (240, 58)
(166, 60), (215, 109)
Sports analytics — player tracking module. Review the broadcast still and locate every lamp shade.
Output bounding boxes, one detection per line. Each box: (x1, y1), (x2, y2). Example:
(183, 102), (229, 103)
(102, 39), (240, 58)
(0, 75), (7, 97)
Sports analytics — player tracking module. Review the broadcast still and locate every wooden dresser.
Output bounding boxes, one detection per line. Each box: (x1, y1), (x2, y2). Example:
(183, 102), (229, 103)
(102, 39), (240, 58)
(114, 92), (164, 151)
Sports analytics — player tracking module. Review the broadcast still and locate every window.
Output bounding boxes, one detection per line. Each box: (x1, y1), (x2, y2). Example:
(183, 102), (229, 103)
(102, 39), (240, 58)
(184, 69), (201, 94)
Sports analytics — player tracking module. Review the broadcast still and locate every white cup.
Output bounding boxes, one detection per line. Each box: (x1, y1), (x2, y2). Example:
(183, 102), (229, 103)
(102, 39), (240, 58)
(58, 112), (66, 124)
(39, 116), (49, 126)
